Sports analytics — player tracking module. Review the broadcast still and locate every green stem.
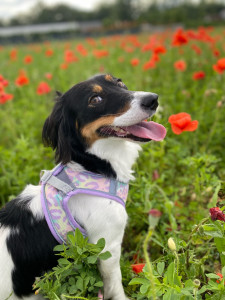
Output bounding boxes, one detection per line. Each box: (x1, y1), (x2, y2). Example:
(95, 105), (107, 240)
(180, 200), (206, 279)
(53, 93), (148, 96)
(174, 251), (179, 276)
(185, 218), (209, 269)
(143, 228), (158, 300)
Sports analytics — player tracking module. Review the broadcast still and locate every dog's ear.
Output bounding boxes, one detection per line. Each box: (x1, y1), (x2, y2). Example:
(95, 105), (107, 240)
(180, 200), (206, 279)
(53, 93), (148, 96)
(42, 92), (73, 164)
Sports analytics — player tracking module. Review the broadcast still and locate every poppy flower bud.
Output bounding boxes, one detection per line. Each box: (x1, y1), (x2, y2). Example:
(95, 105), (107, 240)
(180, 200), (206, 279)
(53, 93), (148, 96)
(148, 209), (162, 229)
(193, 279), (201, 288)
(168, 237), (176, 251)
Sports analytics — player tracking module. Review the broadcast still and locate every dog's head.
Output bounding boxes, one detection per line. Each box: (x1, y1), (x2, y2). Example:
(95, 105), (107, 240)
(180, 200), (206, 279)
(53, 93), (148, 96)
(43, 74), (166, 170)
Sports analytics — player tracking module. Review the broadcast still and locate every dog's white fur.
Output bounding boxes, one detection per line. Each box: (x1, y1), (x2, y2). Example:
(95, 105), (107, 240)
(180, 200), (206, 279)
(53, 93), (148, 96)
(0, 92), (154, 300)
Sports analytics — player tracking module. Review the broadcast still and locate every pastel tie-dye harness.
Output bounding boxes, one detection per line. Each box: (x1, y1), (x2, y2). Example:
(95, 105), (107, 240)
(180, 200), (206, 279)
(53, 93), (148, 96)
(40, 164), (129, 244)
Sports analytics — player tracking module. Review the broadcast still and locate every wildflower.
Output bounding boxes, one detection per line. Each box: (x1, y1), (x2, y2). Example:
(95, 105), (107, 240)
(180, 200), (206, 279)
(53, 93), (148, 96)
(174, 60), (187, 71)
(10, 48), (17, 61)
(143, 59), (156, 71)
(172, 28), (188, 46)
(93, 49), (109, 58)
(149, 209), (162, 229)
(24, 55), (33, 64)
(37, 82), (51, 95)
(209, 207), (225, 222)
(168, 237), (176, 251)
(130, 58), (139, 66)
(193, 279), (201, 287)
(45, 49), (54, 57)
(64, 50), (78, 63)
(131, 263), (145, 274)
(0, 92), (13, 104)
(45, 73), (52, 80)
(213, 58), (225, 74)
(60, 63), (68, 70)
(153, 45), (166, 55)
(168, 112), (198, 135)
(192, 71), (205, 80)
(216, 273), (223, 283)
(15, 70), (29, 86)
(152, 170), (159, 181)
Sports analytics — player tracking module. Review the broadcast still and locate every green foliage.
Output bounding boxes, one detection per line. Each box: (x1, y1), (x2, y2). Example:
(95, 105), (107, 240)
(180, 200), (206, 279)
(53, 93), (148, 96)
(34, 229), (111, 299)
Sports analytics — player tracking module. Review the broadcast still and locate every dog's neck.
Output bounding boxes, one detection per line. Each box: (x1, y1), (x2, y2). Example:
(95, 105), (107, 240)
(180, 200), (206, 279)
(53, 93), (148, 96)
(86, 138), (142, 183)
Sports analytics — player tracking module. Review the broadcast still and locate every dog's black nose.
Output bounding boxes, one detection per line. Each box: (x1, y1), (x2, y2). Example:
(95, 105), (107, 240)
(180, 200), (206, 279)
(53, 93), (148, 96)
(141, 93), (158, 111)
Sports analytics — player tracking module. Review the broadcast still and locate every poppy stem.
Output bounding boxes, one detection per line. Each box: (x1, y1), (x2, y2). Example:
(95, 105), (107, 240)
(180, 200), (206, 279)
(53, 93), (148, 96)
(143, 228), (158, 300)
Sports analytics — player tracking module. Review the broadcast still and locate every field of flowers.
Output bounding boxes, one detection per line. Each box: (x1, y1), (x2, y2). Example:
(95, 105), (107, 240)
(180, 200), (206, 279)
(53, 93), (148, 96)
(0, 26), (225, 299)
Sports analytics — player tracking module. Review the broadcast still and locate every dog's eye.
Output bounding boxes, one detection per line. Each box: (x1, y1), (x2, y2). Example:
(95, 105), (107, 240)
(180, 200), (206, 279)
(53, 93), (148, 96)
(88, 95), (103, 106)
(117, 80), (127, 89)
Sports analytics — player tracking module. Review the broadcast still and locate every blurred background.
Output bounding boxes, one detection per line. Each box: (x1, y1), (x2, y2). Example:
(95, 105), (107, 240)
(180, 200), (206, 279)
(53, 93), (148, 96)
(0, 0), (225, 43)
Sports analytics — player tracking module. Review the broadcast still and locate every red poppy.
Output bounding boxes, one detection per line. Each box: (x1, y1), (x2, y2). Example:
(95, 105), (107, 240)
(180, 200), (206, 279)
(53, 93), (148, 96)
(24, 55), (33, 64)
(45, 49), (54, 57)
(149, 209), (162, 217)
(93, 49), (109, 58)
(0, 92), (13, 104)
(45, 73), (52, 80)
(216, 273), (225, 284)
(131, 264), (145, 274)
(37, 82), (51, 95)
(213, 58), (225, 74)
(15, 70), (29, 86)
(168, 112), (198, 135)
(153, 45), (166, 55)
(213, 49), (220, 57)
(192, 71), (205, 80)
(209, 207), (225, 222)
(60, 63), (68, 70)
(10, 49), (17, 61)
(143, 59), (156, 71)
(130, 58), (139, 66)
(64, 50), (79, 63)
(172, 29), (188, 46)
(174, 60), (187, 71)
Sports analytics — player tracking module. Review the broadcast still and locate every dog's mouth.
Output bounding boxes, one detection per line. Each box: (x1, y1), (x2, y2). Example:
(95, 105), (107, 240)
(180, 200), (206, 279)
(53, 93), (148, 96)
(98, 120), (166, 142)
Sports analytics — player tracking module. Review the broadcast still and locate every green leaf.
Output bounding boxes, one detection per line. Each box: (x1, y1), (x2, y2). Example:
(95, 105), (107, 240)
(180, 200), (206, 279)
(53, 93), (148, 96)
(68, 284), (77, 294)
(99, 251), (112, 260)
(140, 284), (148, 294)
(94, 281), (104, 287)
(58, 258), (70, 266)
(157, 261), (165, 276)
(87, 255), (98, 264)
(129, 278), (150, 286)
(206, 273), (221, 279)
(166, 262), (175, 286)
(96, 238), (106, 251)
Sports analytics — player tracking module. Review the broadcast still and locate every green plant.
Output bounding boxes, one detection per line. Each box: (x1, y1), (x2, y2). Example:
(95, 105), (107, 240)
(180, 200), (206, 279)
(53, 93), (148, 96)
(34, 229), (111, 299)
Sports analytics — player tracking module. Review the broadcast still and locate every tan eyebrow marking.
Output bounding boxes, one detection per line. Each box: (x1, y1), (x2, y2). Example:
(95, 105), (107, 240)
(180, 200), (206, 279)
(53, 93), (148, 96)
(105, 74), (113, 81)
(92, 84), (103, 93)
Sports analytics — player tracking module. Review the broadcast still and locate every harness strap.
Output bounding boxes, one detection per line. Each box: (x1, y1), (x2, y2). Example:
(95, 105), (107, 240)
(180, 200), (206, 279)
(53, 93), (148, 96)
(41, 170), (74, 194)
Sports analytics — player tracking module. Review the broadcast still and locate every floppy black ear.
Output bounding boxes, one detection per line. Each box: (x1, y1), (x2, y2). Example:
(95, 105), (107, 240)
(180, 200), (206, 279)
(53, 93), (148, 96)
(42, 92), (73, 164)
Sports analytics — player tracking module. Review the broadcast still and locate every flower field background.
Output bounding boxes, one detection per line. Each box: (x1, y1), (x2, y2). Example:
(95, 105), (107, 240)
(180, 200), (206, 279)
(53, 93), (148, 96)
(0, 27), (225, 299)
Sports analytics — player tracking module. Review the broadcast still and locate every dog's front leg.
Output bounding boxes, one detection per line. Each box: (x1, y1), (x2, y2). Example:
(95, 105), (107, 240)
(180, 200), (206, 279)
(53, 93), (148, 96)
(99, 242), (128, 300)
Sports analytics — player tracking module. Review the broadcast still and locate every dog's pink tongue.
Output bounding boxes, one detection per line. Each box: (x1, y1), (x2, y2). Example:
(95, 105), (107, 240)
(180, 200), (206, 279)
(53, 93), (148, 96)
(125, 121), (167, 141)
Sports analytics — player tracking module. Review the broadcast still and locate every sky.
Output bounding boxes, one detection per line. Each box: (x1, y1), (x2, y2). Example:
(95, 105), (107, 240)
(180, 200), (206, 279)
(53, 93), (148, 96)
(0, 0), (111, 21)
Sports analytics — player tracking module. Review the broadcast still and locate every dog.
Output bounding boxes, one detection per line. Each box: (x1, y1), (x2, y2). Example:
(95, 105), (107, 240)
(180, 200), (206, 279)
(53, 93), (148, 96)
(0, 74), (166, 300)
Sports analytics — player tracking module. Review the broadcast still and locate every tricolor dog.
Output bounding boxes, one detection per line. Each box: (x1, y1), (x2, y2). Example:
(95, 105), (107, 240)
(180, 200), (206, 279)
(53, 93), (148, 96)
(0, 74), (166, 300)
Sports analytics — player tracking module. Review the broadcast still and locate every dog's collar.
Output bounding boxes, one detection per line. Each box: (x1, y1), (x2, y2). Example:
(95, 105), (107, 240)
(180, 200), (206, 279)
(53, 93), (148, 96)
(40, 164), (129, 244)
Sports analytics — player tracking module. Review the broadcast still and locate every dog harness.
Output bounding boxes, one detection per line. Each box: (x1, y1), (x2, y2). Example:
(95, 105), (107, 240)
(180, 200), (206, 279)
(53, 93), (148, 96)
(40, 164), (129, 244)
